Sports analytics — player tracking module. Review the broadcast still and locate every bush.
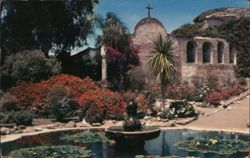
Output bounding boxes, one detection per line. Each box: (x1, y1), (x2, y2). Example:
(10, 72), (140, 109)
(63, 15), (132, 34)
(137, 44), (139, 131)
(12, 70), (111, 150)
(0, 93), (17, 112)
(77, 89), (125, 123)
(205, 91), (223, 106)
(8, 74), (98, 112)
(48, 85), (77, 121)
(0, 110), (34, 125)
(0, 50), (62, 86)
(50, 98), (77, 122)
(85, 104), (105, 124)
(13, 110), (34, 125)
(126, 66), (146, 91)
(159, 101), (198, 119)
(0, 111), (14, 124)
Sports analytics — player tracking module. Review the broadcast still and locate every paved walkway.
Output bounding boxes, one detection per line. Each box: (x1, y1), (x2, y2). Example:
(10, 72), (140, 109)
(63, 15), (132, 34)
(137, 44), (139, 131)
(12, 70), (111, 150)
(186, 96), (250, 133)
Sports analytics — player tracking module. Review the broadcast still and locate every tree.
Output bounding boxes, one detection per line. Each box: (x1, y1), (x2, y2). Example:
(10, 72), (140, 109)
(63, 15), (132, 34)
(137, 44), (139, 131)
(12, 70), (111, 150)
(147, 35), (177, 105)
(0, 0), (98, 58)
(0, 50), (62, 89)
(95, 12), (139, 89)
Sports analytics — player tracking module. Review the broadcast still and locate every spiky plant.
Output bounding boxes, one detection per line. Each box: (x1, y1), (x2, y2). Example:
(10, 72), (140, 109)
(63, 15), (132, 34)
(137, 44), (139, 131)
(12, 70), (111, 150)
(147, 35), (177, 106)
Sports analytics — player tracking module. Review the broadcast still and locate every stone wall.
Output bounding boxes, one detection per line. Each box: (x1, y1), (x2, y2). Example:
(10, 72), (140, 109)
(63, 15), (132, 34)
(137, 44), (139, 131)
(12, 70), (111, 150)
(173, 36), (237, 85)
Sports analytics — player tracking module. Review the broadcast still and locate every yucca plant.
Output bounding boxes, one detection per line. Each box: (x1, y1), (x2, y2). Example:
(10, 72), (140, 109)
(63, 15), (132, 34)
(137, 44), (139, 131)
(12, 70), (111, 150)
(147, 35), (177, 106)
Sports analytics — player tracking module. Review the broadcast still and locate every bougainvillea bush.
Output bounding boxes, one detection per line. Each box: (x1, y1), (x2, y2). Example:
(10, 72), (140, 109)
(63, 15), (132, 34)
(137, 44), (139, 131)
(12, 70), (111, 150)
(7, 74), (126, 122)
(77, 89), (125, 123)
(8, 74), (97, 113)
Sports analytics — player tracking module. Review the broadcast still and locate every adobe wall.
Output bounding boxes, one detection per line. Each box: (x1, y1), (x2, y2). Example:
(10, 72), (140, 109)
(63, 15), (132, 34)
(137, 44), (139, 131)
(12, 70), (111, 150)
(131, 17), (168, 71)
(173, 36), (237, 85)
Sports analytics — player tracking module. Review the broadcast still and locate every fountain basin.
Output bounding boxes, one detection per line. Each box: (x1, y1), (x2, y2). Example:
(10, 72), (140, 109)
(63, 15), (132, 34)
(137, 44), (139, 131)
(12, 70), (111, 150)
(105, 126), (160, 143)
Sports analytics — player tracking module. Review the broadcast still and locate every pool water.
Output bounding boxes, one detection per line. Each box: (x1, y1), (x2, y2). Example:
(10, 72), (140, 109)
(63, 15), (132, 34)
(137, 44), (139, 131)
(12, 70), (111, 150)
(1, 129), (249, 158)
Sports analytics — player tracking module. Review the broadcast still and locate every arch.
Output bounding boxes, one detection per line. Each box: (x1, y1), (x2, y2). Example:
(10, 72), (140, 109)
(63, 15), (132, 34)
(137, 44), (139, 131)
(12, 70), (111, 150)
(202, 42), (212, 63)
(186, 41), (196, 63)
(229, 43), (235, 64)
(217, 42), (224, 64)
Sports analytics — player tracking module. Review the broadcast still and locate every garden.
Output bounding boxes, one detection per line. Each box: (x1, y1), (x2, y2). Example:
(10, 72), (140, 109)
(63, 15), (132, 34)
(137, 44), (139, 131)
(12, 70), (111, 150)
(1, 1), (250, 158)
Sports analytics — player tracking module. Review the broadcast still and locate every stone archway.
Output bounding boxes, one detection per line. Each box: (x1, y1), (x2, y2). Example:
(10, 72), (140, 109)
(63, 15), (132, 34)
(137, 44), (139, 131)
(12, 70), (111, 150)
(186, 41), (196, 63)
(217, 42), (224, 64)
(202, 42), (212, 63)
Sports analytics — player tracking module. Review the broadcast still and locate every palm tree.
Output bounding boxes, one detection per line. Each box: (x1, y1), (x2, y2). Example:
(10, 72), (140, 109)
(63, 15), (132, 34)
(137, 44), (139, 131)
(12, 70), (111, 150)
(147, 35), (177, 106)
(94, 12), (129, 52)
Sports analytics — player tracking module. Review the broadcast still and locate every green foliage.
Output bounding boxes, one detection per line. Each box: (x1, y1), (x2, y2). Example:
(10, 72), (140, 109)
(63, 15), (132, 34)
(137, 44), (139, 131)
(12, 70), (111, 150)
(48, 85), (77, 122)
(175, 137), (249, 155)
(12, 110), (34, 126)
(135, 155), (183, 158)
(95, 12), (129, 51)
(0, 50), (62, 89)
(6, 145), (92, 158)
(159, 101), (198, 119)
(61, 131), (110, 143)
(1, 0), (99, 56)
(126, 66), (146, 91)
(0, 110), (34, 125)
(172, 23), (203, 38)
(0, 111), (14, 124)
(147, 35), (178, 105)
(85, 105), (105, 124)
(0, 93), (17, 112)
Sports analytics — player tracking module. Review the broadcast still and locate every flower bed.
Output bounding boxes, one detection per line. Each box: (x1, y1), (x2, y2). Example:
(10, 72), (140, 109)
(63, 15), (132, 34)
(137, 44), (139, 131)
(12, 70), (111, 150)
(6, 74), (126, 123)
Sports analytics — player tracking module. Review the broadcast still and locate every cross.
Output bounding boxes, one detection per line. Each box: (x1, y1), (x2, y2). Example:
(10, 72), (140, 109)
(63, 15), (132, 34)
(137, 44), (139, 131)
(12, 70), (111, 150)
(145, 3), (153, 17)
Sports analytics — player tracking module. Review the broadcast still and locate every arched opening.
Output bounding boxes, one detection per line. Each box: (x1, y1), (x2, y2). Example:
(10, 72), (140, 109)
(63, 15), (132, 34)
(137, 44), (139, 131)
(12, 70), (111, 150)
(202, 42), (211, 63)
(217, 42), (224, 64)
(229, 43), (235, 64)
(186, 41), (196, 63)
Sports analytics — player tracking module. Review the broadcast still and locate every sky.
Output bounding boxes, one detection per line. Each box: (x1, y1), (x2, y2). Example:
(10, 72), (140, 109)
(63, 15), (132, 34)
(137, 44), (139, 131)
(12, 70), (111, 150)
(75, 0), (249, 54)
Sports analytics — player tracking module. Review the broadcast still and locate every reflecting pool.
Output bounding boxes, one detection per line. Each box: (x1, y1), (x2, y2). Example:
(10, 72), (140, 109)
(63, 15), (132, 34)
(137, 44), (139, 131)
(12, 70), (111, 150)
(1, 129), (249, 158)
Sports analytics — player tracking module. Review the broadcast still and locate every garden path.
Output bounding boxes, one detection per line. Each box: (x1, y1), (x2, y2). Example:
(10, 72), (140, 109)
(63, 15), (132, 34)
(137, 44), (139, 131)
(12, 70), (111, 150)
(186, 96), (250, 133)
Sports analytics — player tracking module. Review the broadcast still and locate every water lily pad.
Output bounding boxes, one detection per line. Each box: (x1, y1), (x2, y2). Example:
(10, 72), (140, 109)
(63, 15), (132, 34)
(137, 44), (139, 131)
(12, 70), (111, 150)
(175, 137), (249, 155)
(61, 131), (111, 143)
(5, 145), (92, 158)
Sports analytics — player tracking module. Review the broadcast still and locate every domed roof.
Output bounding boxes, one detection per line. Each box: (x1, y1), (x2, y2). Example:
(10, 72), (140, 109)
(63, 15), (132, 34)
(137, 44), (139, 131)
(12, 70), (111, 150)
(134, 17), (166, 32)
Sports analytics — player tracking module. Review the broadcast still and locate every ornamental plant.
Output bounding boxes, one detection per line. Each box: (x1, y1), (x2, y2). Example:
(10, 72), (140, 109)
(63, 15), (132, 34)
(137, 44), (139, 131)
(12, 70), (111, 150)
(159, 101), (198, 119)
(205, 91), (223, 106)
(77, 89), (125, 123)
(8, 74), (99, 115)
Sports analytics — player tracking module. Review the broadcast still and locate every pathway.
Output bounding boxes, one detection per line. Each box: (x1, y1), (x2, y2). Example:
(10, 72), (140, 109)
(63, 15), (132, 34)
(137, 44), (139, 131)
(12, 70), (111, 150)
(186, 96), (250, 133)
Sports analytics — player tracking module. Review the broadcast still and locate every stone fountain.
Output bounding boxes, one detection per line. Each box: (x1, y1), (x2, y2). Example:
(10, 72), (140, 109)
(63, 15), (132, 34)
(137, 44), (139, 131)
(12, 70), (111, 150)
(105, 98), (160, 146)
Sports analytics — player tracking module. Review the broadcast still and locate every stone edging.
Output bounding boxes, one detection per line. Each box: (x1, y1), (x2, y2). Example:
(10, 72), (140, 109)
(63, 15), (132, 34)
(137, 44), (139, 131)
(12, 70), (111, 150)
(1, 125), (249, 144)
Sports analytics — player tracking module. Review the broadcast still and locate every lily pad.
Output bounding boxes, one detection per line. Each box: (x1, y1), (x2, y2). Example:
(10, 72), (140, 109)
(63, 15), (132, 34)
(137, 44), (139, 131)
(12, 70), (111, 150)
(5, 145), (92, 158)
(61, 131), (111, 143)
(175, 137), (249, 155)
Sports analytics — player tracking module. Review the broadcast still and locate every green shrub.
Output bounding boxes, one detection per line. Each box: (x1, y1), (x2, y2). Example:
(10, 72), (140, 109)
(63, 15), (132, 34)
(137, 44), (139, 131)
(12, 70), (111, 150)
(48, 85), (77, 122)
(0, 50), (62, 88)
(50, 98), (77, 122)
(0, 111), (14, 124)
(85, 104), (105, 124)
(13, 110), (34, 126)
(0, 93), (17, 112)
(126, 66), (146, 91)
(0, 110), (34, 125)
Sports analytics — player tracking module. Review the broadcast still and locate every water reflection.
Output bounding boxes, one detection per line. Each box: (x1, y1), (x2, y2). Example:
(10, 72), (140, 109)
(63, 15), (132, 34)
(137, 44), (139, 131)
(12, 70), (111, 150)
(2, 129), (249, 158)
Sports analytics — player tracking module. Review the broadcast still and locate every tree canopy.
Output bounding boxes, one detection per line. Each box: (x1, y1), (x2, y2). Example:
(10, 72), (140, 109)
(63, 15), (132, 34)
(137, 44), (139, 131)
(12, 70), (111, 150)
(0, 0), (98, 57)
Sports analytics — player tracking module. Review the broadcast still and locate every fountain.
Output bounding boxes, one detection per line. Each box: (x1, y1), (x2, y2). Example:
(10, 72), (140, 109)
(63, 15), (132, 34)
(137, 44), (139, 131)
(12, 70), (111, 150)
(105, 98), (160, 146)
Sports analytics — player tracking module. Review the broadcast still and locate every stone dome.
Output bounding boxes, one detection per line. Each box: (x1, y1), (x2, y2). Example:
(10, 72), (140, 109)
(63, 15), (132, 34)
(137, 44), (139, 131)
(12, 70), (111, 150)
(134, 17), (167, 35)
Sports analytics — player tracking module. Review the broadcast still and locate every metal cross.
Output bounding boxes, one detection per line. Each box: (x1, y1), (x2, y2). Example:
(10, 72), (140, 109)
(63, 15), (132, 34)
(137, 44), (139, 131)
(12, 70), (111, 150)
(145, 3), (153, 17)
